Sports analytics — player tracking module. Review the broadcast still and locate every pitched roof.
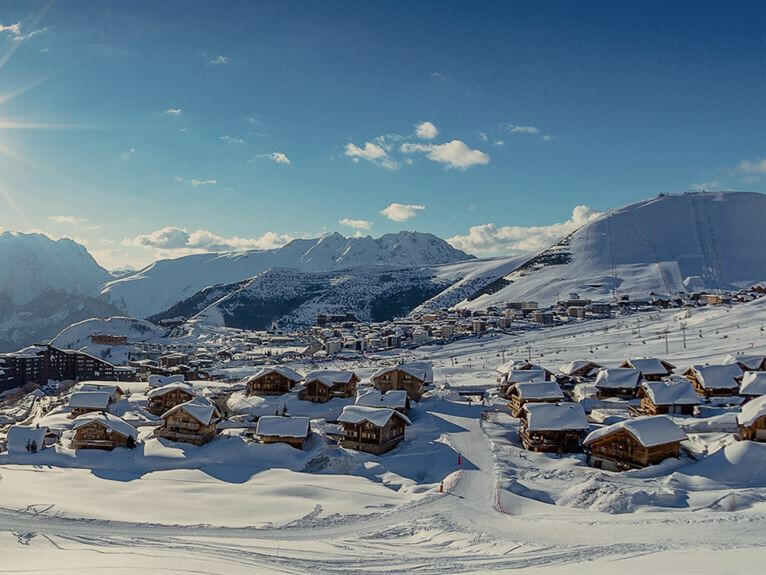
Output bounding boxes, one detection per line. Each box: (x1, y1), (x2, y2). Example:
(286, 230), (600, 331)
(77, 383), (124, 397)
(68, 391), (112, 410)
(505, 368), (549, 384)
(623, 358), (674, 376)
(256, 415), (310, 438)
(148, 374), (186, 388)
(496, 359), (539, 374)
(686, 364), (743, 390)
(6, 425), (48, 453)
(146, 382), (196, 399)
(304, 370), (357, 387)
(723, 354), (766, 370)
(738, 394), (766, 427)
(72, 412), (138, 439)
(558, 360), (601, 377)
(641, 379), (700, 405)
(355, 389), (409, 410)
(740, 371), (766, 397)
(522, 402), (589, 431)
(514, 381), (564, 400)
(584, 415), (687, 448)
(162, 396), (220, 426)
(594, 368), (641, 389)
(372, 362), (433, 383)
(249, 365), (303, 383)
(337, 405), (411, 427)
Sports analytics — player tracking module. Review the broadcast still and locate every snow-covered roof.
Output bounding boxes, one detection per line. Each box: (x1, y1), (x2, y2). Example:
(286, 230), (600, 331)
(6, 425), (48, 453)
(739, 371), (766, 396)
(686, 364), (743, 390)
(583, 415), (687, 448)
(723, 354), (766, 370)
(372, 362), (433, 383)
(337, 405), (411, 427)
(304, 370), (357, 387)
(641, 379), (700, 405)
(72, 412), (138, 439)
(737, 394), (766, 427)
(77, 382), (123, 396)
(623, 358), (674, 376)
(146, 382), (196, 399)
(8, 345), (47, 358)
(522, 402), (589, 431)
(148, 374), (185, 388)
(250, 365), (303, 383)
(505, 368), (549, 384)
(514, 381), (564, 400)
(558, 360), (601, 377)
(355, 389), (409, 410)
(68, 391), (112, 410)
(594, 368), (641, 389)
(162, 396), (220, 426)
(496, 359), (540, 374)
(256, 415), (310, 438)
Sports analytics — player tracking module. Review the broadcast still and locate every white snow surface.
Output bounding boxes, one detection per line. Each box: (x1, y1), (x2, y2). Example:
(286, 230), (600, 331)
(256, 415), (310, 438)
(522, 402), (589, 431)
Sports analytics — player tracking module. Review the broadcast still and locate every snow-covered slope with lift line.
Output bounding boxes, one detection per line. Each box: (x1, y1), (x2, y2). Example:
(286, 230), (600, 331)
(460, 192), (766, 310)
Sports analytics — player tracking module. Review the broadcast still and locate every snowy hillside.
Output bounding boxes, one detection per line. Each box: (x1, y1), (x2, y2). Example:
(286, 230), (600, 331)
(0, 233), (119, 351)
(183, 267), (452, 329)
(461, 192), (766, 309)
(102, 231), (473, 318)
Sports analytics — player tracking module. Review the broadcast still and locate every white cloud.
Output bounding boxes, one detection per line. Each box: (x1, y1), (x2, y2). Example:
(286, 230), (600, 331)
(208, 55), (231, 65)
(49, 215), (88, 224)
(220, 135), (245, 144)
(125, 227), (293, 253)
(493, 140), (505, 147)
(345, 142), (398, 169)
(175, 175), (217, 187)
(380, 203), (426, 222)
(1, 22), (50, 42)
(448, 205), (603, 256)
(253, 152), (291, 165)
(121, 147), (136, 160)
(415, 121), (439, 140)
(163, 108), (183, 116)
(401, 140), (490, 170)
(505, 124), (540, 134)
(339, 217), (372, 230)
(689, 180), (723, 192)
(738, 158), (766, 175)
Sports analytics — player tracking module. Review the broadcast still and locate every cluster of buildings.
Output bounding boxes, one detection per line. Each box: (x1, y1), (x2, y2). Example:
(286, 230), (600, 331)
(498, 351), (766, 471)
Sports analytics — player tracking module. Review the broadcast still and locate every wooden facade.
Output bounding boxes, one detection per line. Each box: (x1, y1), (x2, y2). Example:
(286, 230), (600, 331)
(585, 428), (681, 471)
(300, 374), (358, 403)
(519, 427), (584, 453)
(739, 414), (766, 442)
(260, 433), (307, 449)
(247, 372), (298, 396)
(70, 421), (134, 450)
(340, 416), (407, 455)
(155, 408), (219, 446)
(372, 369), (425, 401)
(507, 387), (562, 417)
(147, 387), (196, 415)
(684, 369), (740, 398)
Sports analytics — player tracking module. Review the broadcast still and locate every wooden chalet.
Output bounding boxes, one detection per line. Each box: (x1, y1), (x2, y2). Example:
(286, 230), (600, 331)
(68, 390), (113, 418)
(499, 368), (549, 397)
(583, 416), (687, 471)
(507, 381), (564, 417)
(246, 366), (303, 396)
(371, 362), (432, 402)
(337, 405), (411, 454)
(557, 360), (602, 380)
(70, 413), (138, 450)
(723, 354), (766, 372)
(146, 382), (197, 415)
(619, 358), (675, 381)
(355, 389), (410, 413)
(519, 402), (589, 453)
(594, 368), (641, 399)
(683, 364), (743, 398)
(300, 370), (359, 403)
(738, 395), (766, 441)
(155, 396), (220, 446)
(255, 415), (310, 449)
(6, 425), (50, 454)
(77, 382), (125, 402)
(739, 371), (766, 401)
(148, 374), (186, 387)
(635, 379), (700, 416)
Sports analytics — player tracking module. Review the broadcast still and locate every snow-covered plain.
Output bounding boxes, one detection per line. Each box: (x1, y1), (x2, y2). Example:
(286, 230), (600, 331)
(3, 297), (766, 572)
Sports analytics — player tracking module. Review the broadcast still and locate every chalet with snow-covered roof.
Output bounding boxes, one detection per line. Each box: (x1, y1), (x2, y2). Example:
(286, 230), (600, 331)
(683, 364), (743, 398)
(739, 371), (766, 400)
(594, 368), (642, 399)
(337, 405), (411, 454)
(76, 382), (125, 402)
(723, 354), (766, 372)
(583, 416), (687, 471)
(737, 395), (766, 441)
(146, 382), (197, 415)
(558, 360), (602, 380)
(147, 374), (186, 388)
(246, 366), (303, 396)
(519, 402), (589, 453)
(635, 379), (700, 416)
(355, 389), (410, 413)
(507, 381), (564, 417)
(68, 390), (114, 418)
(6, 425), (49, 454)
(155, 396), (220, 446)
(619, 358), (675, 381)
(371, 362), (432, 401)
(256, 415), (310, 449)
(498, 368), (549, 396)
(70, 413), (138, 450)
(300, 370), (359, 403)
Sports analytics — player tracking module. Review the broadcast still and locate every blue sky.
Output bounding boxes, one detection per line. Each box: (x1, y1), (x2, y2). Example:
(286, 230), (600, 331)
(1, 1), (765, 269)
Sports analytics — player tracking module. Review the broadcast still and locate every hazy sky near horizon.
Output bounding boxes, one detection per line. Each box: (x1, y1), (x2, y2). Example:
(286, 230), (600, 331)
(1, 0), (765, 269)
